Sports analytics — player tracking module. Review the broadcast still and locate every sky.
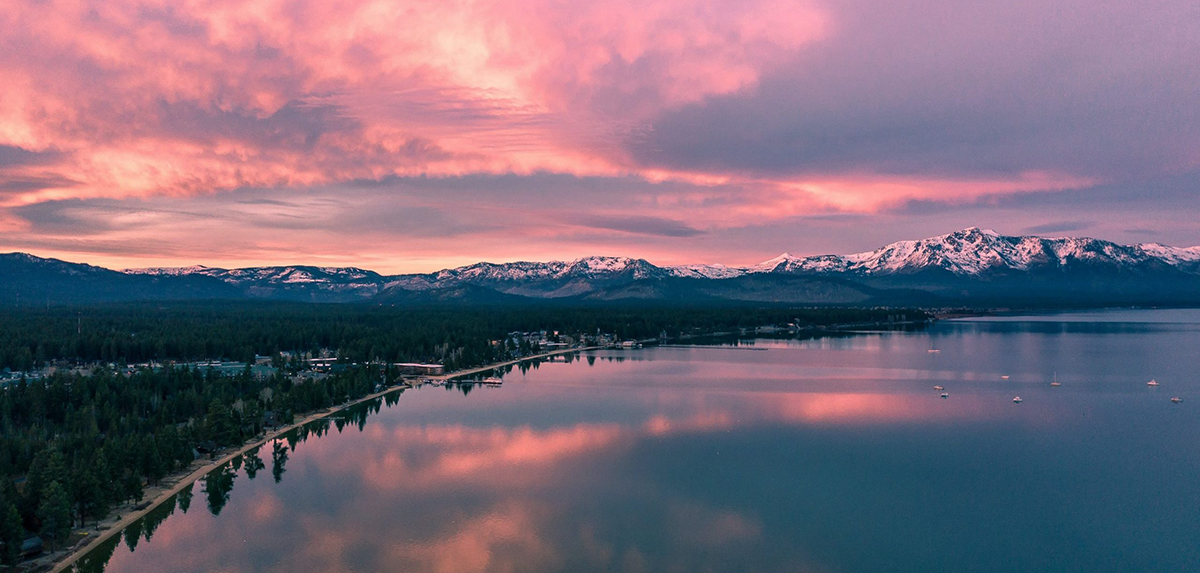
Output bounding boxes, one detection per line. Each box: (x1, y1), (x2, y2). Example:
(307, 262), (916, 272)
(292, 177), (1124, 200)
(1, 0), (1199, 273)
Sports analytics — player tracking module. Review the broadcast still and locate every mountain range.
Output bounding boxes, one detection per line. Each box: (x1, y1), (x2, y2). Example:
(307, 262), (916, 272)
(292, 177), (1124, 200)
(4, 228), (1200, 307)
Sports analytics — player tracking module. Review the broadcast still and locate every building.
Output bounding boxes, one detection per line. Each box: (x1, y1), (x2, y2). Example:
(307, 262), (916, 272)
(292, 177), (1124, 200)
(392, 363), (444, 375)
(308, 357), (339, 369)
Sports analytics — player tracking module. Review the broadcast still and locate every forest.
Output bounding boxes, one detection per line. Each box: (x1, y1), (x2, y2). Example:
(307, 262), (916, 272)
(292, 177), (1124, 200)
(0, 302), (923, 371)
(0, 302), (925, 564)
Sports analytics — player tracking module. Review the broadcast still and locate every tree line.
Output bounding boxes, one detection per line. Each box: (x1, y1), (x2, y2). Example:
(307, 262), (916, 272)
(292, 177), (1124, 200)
(0, 302), (923, 371)
(0, 302), (925, 563)
(0, 362), (399, 564)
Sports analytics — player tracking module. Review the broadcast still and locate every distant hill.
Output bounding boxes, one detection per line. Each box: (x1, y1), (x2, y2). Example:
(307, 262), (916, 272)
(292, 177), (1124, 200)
(0, 253), (239, 305)
(5, 228), (1200, 307)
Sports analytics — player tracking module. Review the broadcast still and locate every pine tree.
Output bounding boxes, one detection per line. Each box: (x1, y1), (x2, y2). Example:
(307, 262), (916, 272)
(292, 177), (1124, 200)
(22, 448), (68, 527)
(121, 469), (144, 504)
(145, 439), (166, 485)
(72, 453), (108, 527)
(38, 481), (71, 550)
(205, 400), (237, 448)
(0, 496), (22, 566)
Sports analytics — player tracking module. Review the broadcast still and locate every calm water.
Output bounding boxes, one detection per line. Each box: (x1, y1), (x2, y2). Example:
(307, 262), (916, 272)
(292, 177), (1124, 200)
(77, 309), (1200, 573)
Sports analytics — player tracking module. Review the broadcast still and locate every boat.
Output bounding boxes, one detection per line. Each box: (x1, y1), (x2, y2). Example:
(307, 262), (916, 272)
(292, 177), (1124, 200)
(1148, 379), (1160, 387)
(933, 385), (944, 391)
(1001, 375), (1010, 380)
(1171, 397), (1183, 403)
(1012, 396), (1022, 403)
(481, 376), (503, 385)
(940, 393), (949, 399)
(927, 349), (941, 354)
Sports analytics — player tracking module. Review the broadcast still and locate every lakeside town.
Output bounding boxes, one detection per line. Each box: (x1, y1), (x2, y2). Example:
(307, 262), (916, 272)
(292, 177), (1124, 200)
(1, 315), (926, 389)
(0, 307), (925, 572)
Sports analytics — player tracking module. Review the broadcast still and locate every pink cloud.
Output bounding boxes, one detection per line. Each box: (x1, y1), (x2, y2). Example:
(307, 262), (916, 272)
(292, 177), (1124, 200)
(0, 0), (830, 208)
(3, 0), (1197, 267)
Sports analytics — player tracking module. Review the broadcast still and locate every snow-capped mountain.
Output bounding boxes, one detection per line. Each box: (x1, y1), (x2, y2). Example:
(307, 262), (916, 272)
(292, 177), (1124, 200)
(127, 265), (389, 301)
(131, 265), (382, 283)
(387, 256), (672, 298)
(126, 265), (214, 277)
(666, 263), (746, 280)
(5, 228), (1200, 306)
(114, 228), (1200, 302)
(122, 228), (1200, 292)
(745, 227), (1200, 277)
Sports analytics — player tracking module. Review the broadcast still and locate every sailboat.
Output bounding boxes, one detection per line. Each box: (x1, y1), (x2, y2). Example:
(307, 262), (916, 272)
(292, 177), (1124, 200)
(1050, 372), (1061, 387)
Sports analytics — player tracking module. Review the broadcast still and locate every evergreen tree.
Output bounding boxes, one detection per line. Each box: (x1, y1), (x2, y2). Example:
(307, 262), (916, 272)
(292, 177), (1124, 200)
(121, 469), (144, 504)
(72, 453), (108, 527)
(145, 439), (166, 485)
(37, 481), (71, 550)
(22, 448), (68, 531)
(206, 400), (237, 448)
(0, 496), (23, 566)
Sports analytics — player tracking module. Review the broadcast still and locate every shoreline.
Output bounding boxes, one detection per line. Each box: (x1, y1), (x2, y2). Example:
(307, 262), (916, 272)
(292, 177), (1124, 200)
(433, 346), (601, 381)
(47, 345), (594, 573)
(43, 320), (927, 572)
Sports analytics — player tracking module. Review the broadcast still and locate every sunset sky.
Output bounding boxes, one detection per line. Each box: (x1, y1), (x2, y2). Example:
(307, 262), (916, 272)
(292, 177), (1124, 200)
(2, 0), (1199, 272)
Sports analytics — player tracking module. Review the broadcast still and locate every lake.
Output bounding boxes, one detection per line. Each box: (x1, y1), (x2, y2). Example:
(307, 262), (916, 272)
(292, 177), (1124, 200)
(74, 309), (1200, 572)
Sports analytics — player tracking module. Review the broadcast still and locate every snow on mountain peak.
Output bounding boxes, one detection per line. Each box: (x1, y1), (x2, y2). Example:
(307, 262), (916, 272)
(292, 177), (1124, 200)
(567, 256), (635, 272)
(667, 263), (746, 279)
(113, 229), (1200, 294)
(125, 265), (213, 276)
(747, 229), (1200, 277)
(751, 253), (799, 272)
(1137, 243), (1200, 264)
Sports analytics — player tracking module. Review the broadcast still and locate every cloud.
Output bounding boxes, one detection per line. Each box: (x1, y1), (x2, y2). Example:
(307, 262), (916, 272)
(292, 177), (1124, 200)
(1022, 221), (1092, 235)
(0, 0), (1198, 266)
(0, 145), (63, 168)
(0, 0), (828, 204)
(571, 214), (705, 238)
(626, 0), (1200, 199)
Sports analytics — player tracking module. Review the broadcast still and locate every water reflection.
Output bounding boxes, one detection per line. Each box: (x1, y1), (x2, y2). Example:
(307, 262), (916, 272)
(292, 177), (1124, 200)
(75, 310), (1200, 572)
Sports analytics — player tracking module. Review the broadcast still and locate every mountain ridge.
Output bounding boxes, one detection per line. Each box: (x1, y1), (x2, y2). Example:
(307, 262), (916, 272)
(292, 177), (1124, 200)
(5, 228), (1200, 306)
(116, 227), (1200, 281)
